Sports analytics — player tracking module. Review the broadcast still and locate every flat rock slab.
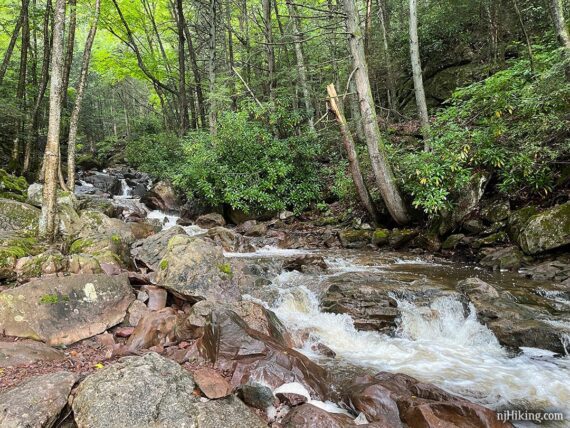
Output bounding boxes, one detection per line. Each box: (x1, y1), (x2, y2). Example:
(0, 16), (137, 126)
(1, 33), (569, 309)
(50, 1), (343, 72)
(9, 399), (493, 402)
(72, 353), (265, 428)
(0, 371), (77, 428)
(0, 273), (134, 346)
(0, 198), (40, 231)
(194, 367), (232, 399)
(0, 340), (64, 367)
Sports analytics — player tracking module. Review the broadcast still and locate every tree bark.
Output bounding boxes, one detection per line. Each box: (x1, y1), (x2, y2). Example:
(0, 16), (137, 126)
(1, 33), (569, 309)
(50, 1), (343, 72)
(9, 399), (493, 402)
(67, 0), (100, 192)
(40, 0), (66, 242)
(327, 84), (377, 220)
(175, 0), (189, 133)
(409, 0), (429, 143)
(286, 0), (314, 131)
(11, 0), (30, 166)
(512, 0), (535, 73)
(550, 0), (570, 80)
(61, 0), (76, 107)
(183, 24), (206, 128)
(340, 0), (409, 225)
(262, 0), (276, 100)
(208, 0), (218, 134)
(378, 0), (396, 111)
(0, 0), (30, 85)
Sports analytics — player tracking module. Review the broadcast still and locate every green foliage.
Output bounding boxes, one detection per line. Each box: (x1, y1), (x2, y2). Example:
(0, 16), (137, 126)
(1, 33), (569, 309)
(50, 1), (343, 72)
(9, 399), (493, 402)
(174, 107), (322, 214)
(396, 48), (570, 215)
(217, 263), (232, 276)
(39, 294), (70, 305)
(125, 133), (184, 181)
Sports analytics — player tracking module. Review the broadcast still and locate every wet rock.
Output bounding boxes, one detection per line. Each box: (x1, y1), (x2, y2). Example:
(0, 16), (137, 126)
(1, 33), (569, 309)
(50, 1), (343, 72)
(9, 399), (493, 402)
(240, 382), (276, 409)
(126, 299), (149, 327)
(473, 231), (509, 249)
(207, 226), (252, 252)
(0, 273), (134, 346)
(486, 318), (567, 354)
(338, 229), (373, 249)
(141, 180), (180, 211)
(462, 218), (485, 234)
(276, 391), (308, 406)
(0, 340), (64, 367)
(441, 234), (466, 250)
(155, 235), (240, 303)
(371, 228), (390, 246)
(83, 172), (121, 195)
(144, 285), (168, 311)
(311, 342), (336, 358)
(524, 260), (570, 282)
(281, 404), (357, 427)
(389, 229), (418, 248)
(457, 277), (500, 298)
(180, 198), (219, 221)
(347, 372), (512, 428)
(126, 307), (178, 351)
(237, 220), (268, 237)
(131, 225), (186, 270)
(515, 202), (570, 255)
(196, 212), (226, 228)
(0, 372), (77, 428)
(194, 367), (233, 399)
(479, 246), (523, 271)
(283, 255), (327, 274)
(411, 232), (441, 253)
(72, 353), (265, 428)
(231, 300), (293, 347)
(0, 198), (40, 231)
(197, 308), (330, 399)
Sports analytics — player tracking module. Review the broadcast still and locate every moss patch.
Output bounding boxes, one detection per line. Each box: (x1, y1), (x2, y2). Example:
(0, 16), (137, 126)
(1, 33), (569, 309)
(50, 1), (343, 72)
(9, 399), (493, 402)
(217, 263), (233, 276)
(39, 293), (70, 304)
(159, 259), (168, 270)
(69, 238), (94, 255)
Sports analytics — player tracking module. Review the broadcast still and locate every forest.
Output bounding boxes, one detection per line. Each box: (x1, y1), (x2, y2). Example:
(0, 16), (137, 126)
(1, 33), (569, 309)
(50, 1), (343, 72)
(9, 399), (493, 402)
(0, 0), (569, 427)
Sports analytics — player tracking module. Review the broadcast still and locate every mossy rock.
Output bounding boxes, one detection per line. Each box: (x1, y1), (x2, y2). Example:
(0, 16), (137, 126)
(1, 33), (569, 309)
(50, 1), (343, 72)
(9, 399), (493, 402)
(516, 202), (570, 255)
(0, 169), (28, 201)
(338, 229), (373, 249)
(69, 238), (94, 255)
(480, 199), (510, 223)
(388, 228), (418, 248)
(473, 231), (509, 249)
(0, 199), (40, 232)
(507, 206), (540, 242)
(0, 232), (43, 281)
(442, 234), (466, 250)
(15, 250), (67, 280)
(372, 229), (390, 246)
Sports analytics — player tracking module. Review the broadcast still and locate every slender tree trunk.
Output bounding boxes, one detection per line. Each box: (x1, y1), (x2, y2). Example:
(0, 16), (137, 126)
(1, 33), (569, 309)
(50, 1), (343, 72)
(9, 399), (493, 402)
(286, 0), (314, 131)
(327, 84), (377, 220)
(378, 0), (396, 111)
(67, 0), (100, 192)
(175, 0), (189, 133)
(340, 0), (409, 225)
(262, 0), (276, 100)
(24, 0), (51, 173)
(208, 0), (218, 134)
(183, 24), (206, 128)
(226, 0), (237, 110)
(0, 0), (30, 85)
(512, 0), (535, 73)
(364, 0), (372, 57)
(550, 0), (570, 81)
(61, 0), (76, 107)
(40, 0), (66, 242)
(11, 0), (30, 167)
(409, 0), (429, 143)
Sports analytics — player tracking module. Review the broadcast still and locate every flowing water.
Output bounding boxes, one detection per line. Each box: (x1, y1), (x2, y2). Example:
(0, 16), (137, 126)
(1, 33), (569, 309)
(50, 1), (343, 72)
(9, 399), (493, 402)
(226, 248), (570, 426)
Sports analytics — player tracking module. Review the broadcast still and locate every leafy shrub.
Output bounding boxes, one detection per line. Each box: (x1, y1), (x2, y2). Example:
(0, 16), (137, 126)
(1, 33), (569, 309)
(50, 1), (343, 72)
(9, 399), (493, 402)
(395, 47), (570, 215)
(125, 132), (184, 180)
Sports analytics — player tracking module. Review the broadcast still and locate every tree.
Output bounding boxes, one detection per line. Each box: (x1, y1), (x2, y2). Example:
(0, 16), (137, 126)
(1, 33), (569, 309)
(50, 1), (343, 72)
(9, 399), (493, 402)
(550, 0), (570, 80)
(409, 0), (429, 142)
(174, 0), (189, 133)
(40, 0), (66, 241)
(340, 0), (410, 224)
(67, 0), (101, 192)
(0, 0), (31, 86)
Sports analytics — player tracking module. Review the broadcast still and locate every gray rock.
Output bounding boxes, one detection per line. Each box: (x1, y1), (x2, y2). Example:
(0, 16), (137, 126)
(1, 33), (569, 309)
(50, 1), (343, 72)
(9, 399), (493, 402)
(131, 226), (187, 270)
(141, 180), (180, 211)
(0, 340), (64, 367)
(515, 202), (570, 255)
(441, 234), (465, 250)
(155, 235), (240, 303)
(196, 212), (226, 228)
(240, 382), (276, 409)
(0, 372), (76, 428)
(83, 173), (121, 195)
(479, 246), (523, 271)
(0, 198), (40, 231)
(72, 353), (265, 428)
(0, 273), (134, 346)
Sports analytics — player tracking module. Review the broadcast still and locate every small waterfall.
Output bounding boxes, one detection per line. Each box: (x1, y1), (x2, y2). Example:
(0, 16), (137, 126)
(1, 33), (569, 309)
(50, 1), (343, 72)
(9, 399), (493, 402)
(118, 179), (132, 198)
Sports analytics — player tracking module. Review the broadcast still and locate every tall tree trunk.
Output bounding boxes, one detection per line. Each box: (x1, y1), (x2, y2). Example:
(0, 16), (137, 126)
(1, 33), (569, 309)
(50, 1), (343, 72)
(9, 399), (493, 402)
(67, 0), (100, 192)
(340, 0), (409, 225)
(24, 0), (51, 173)
(408, 0), (429, 143)
(226, 0), (237, 110)
(61, 0), (76, 108)
(327, 84), (377, 220)
(0, 0), (30, 85)
(208, 0), (218, 134)
(183, 24), (206, 128)
(40, 0), (66, 242)
(550, 0), (570, 80)
(11, 0), (30, 167)
(378, 0), (396, 111)
(262, 0), (276, 100)
(175, 0), (189, 133)
(285, 0), (314, 131)
(512, 0), (535, 73)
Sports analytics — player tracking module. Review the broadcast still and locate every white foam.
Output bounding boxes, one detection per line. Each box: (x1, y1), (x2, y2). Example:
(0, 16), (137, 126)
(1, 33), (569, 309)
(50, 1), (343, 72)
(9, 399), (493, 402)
(224, 246), (311, 258)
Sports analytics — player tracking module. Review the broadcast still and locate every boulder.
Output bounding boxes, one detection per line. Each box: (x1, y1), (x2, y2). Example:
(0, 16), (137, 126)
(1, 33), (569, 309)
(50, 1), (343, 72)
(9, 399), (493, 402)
(155, 235), (240, 303)
(27, 182), (78, 210)
(227, 207), (274, 225)
(283, 255), (327, 274)
(196, 212), (226, 228)
(72, 353), (265, 428)
(0, 198), (40, 231)
(180, 198), (219, 221)
(240, 382), (276, 409)
(389, 229), (418, 248)
(0, 231), (42, 281)
(207, 226), (252, 252)
(338, 229), (372, 249)
(346, 372), (512, 428)
(68, 254), (102, 274)
(0, 340), (64, 367)
(141, 180), (180, 211)
(480, 199), (510, 223)
(441, 234), (466, 250)
(281, 404), (357, 428)
(145, 285), (168, 310)
(83, 172), (121, 195)
(514, 202), (570, 255)
(15, 249), (67, 280)
(473, 231), (509, 249)
(479, 246), (523, 271)
(371, 228), (390, 246)
(0, 273), (134, 346)
(131, 225), (186, 270)
(126, 299), (150, 327)
(197, 308), (330, 399)
(193, 367), (233, 399)
(0, 372), (76, 428)
(126, 307), (179, 351)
